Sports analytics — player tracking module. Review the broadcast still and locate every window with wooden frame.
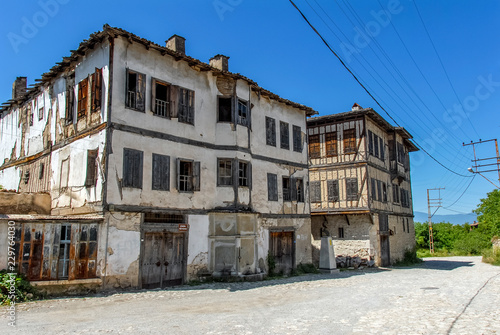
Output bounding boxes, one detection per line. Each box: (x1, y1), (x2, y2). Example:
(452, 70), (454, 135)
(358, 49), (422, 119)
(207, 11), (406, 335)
(58, 224), (71, 279)
(91, 68), (102, 112)
(178, 87), (195, 125)
(267, 173), (278, 201)
(343, 129), (357, 154)
(325, 132), (337, 157)
(238, 161), (250, 187)
(65, 74), (75, 123)
(217, 158), (232, 186)
(293, 125), (303, 152)
(282, 176), (291, 201)
(327, 180), (339, 202)
(266, 117), (276, 146)
(218, 96), (232, 122)
(152, 153), (170, 191)
(125, 68), (146, 111)
(393, 184), (400, 203)
(176, 159), (200, 192)
(308, 134), (320, 159)
(85, 149), (98, 187)
(38, 107), (44, 120)
(338, 227), (345, 239)
(280, 121), (289, 150)
(295, 178), (304, 202)
(310, 181), (321, 203)
(77, 78), (88, 119)
(123, 148), (143, 189)
(346, 178), (358, 201)
(151, 79), (171, 118)
(39, 163), (44, 180)
(28, 106), (33, 126)
(237, 99), (250, 127)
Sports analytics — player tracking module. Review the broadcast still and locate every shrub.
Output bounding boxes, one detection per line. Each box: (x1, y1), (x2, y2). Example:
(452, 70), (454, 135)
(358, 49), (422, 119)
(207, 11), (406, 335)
(452, 234), (491, 255)
(266, 252), (277, 277)
(482, 248), (500, 266)
(394, 248), (423, 266)
(0, 270), (42, 305)
(293, 263), (319, 275)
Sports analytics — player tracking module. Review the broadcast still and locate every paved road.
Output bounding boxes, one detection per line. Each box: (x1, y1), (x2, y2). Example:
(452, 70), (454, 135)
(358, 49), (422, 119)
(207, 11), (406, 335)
(2, 256), (499, 334)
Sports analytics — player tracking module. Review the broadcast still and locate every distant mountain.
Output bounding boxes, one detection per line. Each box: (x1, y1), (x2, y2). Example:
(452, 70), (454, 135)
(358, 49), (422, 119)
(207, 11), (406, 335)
(413, 211), (477, 225)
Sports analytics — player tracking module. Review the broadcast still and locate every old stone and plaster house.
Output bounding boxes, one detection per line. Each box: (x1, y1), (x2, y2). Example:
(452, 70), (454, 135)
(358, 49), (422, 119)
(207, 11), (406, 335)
(0, 25), (316, 292)
(307, 104), (418, 267)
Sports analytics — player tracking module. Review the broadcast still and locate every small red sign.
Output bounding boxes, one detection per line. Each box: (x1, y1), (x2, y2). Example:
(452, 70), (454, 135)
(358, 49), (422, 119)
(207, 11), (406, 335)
(178, 224), (188, 231)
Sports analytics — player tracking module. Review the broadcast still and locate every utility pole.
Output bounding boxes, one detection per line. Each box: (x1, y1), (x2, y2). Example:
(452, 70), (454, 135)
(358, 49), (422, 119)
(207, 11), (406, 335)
(463, 139), (500, 188)
(427, 187), (444, 254)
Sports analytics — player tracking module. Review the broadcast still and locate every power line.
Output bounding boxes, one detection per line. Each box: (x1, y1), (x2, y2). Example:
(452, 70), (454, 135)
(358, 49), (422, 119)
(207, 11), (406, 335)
(412, 1), (480, 138)
(288, 0), (473, 178)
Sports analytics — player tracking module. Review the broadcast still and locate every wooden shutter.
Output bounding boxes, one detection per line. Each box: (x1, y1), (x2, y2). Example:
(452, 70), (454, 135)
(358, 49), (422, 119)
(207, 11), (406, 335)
(232, 158), (239, 186)
(310, 181), (321, 203)
(377, 180), (382, 202)
(136, 72), (146, 111)
(371, 178), (377, 200)
(91, 68), (102, 112)
(66, 86), (74, 122)
(267, 173), (278, 201)
(327, 180), (339, 202)
(123, 149), (131, 187)
(380, 137), (385, 160)
(152, 154), (170, 191)
(290, 177), (297, 201)
(368, 130), (374, 155)
(170, 85), (179, 118)
(374, 134), (379, 157)
(125, 68), (130, 107)
(176, 158), (181, 190)
(280, 122), (289, 149)
(266, 117), (276, 146)
(151, 78), (157, 113)
(246, 100), (251, 129)
(193, 161), (201, 191)
(77, 78), (88, 119)
(247, 161), (252, 190)
(85, 149), (98, 187)
(188, 89), (195, 125)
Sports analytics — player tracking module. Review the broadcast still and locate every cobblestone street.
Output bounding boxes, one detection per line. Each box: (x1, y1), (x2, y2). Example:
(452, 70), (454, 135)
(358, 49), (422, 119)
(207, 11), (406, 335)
(2, 256), (499, 334)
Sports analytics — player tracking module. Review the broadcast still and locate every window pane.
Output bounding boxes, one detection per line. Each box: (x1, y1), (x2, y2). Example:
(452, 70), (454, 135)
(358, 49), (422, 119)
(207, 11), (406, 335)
(218, 97), (232, 122)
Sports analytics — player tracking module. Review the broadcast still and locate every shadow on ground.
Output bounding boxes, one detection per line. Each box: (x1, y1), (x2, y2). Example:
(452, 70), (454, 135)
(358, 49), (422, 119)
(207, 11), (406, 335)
(421, 259), (475, 271)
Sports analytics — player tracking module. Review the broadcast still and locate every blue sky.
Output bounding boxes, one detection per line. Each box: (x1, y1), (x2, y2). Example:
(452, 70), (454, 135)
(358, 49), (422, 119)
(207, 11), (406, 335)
(0, 0), (499, 217)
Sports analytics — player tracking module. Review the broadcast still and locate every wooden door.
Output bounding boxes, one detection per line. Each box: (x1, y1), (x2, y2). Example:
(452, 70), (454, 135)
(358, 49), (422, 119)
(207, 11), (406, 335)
(164, 233), (184, 286)
(141, 233), (164, 289)
(270, 231), (294, 275)
(379, 214), (390, 266)
(141, 232), (185, 289)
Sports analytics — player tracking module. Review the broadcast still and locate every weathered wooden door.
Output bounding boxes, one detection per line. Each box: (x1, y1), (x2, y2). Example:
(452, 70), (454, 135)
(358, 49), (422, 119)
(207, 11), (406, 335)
(163, 233), (184, 286)
(141, 232), (184, 288)
(379, 214), (390, 266)
(270, 231), (294, 275)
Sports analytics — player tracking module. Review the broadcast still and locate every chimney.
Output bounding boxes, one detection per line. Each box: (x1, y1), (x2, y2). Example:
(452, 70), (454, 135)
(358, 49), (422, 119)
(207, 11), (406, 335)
(352, 103), (362, 111)
(12, 77), (27, 99)
(166, 35), (186, 56)
(209, 54), (229, 72)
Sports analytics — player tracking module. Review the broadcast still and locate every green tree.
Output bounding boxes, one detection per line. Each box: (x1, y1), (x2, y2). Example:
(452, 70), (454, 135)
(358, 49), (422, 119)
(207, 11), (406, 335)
(474, 189), (500, 237)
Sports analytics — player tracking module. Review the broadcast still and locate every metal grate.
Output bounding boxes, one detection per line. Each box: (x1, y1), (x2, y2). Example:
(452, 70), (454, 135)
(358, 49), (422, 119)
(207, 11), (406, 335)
(144, 213), (185, 223)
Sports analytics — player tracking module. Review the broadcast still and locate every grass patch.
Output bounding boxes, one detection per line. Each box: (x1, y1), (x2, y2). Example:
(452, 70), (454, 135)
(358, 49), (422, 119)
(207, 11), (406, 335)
(482, 248), (500, 266)
(0, 270), (43, 305)
(417, 248), (455, 258)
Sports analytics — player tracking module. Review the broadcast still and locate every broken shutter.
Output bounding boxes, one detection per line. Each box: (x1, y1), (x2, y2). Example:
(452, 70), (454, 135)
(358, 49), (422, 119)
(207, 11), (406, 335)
(170, 85), (179, 118)
(193, 161), (201, 191)
(151, 78), (157, 113)
(327, 180), (339, 202)
(267, 173), (278, 201)
(136, 72), (146, 111)
(85, 149), (98, 187)
(152, 154), (170, 191)
(368, 130), (374, 155)
(310, 181), (321, 203)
